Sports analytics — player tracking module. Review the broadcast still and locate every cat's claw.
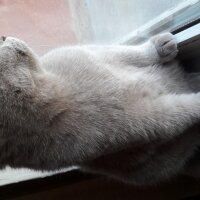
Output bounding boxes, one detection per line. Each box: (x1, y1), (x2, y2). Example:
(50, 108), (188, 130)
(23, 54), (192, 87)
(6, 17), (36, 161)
(150, 33), (178, 62)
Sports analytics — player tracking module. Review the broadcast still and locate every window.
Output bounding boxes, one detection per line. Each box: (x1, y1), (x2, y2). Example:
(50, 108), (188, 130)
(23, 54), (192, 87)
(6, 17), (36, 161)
(69, 0), (200, 44)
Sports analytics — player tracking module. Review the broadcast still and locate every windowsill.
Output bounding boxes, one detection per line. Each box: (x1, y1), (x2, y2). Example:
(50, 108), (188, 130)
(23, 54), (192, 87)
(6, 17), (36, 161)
(0, 166), (77, 186)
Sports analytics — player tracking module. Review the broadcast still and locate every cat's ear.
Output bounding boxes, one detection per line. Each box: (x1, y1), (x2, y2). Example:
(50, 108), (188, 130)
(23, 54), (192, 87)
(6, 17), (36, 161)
(16, 48), (27, 57)
(4, 37), (30, 58)
(14, 42), (30, 58)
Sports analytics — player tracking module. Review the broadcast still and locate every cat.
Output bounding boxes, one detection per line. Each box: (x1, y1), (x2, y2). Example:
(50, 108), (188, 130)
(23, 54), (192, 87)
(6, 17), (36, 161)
(0, 33), (200, 186)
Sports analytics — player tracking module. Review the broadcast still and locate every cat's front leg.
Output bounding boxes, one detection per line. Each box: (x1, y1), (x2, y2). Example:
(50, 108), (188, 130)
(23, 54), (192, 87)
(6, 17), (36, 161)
(88, 33), (178, 66)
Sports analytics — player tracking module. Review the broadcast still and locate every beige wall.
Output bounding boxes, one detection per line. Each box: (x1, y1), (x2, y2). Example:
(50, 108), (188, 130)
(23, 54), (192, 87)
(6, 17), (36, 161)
(0, 0), (77, 55)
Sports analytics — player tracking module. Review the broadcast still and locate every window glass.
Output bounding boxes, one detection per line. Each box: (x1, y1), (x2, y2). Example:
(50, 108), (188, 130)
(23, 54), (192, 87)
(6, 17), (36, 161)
(70, 0), (200, 44)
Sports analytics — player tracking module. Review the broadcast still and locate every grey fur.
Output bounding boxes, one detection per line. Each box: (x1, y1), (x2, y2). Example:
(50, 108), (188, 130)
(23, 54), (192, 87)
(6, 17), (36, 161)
(0, 33), (199, 185)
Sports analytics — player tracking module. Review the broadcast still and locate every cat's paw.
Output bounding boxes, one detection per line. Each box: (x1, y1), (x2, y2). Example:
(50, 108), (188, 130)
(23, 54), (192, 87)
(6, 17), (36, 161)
(150, 33), (178, 63)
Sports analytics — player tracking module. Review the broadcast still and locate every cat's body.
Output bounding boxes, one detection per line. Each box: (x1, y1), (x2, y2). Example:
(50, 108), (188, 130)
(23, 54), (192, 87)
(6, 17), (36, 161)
(0, 33), (200, 185)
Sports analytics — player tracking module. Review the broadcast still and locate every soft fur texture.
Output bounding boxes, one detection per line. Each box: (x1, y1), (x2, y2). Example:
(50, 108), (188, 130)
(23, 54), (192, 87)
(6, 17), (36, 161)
(0, 33), (200, 185)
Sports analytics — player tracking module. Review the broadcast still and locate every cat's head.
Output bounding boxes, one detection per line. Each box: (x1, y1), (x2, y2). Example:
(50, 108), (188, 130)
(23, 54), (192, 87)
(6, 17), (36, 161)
(0, 37), (60, 169)
(0, 36), (40, 91)
(0, 36), (41, 129)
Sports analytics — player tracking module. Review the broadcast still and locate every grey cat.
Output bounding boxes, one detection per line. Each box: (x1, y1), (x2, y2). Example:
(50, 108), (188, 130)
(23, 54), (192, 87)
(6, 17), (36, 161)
(0, 33), (200, 185)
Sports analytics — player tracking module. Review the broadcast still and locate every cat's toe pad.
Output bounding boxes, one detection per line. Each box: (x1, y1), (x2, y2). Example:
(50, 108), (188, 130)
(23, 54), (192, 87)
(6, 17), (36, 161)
(151, 33), (178, 62)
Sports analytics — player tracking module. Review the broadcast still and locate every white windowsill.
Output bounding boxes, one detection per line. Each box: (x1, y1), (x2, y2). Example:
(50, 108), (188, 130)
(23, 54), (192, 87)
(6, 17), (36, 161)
(0, 166), (77, 186)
